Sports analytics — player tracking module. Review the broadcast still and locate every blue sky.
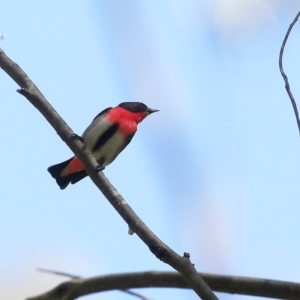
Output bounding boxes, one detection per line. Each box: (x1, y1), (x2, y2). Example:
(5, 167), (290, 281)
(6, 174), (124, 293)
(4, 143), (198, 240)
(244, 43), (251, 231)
(1, 1), (300, 299)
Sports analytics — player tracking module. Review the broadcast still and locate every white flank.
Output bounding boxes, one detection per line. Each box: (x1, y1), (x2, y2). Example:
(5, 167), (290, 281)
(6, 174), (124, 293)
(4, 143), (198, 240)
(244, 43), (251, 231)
(82, 115), (125, 167)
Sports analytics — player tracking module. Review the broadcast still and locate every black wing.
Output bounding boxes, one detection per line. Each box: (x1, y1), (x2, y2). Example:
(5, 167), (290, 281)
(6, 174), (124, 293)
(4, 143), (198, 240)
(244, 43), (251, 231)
(92, 107), (112, 121)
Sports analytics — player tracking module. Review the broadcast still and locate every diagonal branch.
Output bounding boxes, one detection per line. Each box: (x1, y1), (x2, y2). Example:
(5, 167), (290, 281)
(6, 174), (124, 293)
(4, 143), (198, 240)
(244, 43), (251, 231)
(279, 11), (300, 135)
(0, 47), (217, 300)
(37, 268), (81, 280)
(26, 271), (300, 300)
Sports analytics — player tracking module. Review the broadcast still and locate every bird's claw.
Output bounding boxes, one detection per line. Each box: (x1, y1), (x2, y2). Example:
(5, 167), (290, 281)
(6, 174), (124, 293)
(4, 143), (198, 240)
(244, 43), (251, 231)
(95, 165), (105, 172)
(72, 133), (84, 143)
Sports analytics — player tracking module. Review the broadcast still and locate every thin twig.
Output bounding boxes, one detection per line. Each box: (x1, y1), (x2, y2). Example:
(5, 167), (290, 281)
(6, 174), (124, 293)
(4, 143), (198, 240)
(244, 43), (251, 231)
(121, 290), (152, 300)
(26, 271), (300, 300)
(279, 11), (300, 135)
(37, 268), (81, 280)
(0, 47), (217, 300)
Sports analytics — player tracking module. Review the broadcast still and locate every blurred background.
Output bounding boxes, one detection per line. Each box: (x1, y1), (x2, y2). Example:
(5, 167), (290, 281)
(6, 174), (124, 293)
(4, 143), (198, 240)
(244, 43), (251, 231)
(1, 1), (300, 299)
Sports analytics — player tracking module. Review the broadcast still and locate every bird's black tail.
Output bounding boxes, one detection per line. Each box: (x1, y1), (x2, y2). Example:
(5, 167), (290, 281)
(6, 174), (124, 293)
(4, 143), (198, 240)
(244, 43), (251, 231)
(47, 157), (88, 190)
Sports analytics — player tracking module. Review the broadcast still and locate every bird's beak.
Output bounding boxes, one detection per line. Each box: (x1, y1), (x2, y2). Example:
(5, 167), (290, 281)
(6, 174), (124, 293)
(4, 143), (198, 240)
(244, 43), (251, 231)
(147, 107), (159, 114)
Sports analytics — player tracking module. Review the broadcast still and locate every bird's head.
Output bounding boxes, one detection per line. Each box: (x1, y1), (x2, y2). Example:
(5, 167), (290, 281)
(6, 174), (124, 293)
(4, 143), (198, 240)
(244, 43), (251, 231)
(118, 102), (159, 123)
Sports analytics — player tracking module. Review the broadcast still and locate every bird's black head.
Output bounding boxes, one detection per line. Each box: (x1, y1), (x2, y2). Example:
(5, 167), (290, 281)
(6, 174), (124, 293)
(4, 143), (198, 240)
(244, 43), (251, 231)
(118, 102), (158, 114)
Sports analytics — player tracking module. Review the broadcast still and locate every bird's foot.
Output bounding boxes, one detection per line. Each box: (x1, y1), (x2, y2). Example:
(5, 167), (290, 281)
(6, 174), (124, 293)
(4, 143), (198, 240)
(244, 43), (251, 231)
(95, 165), (105, 172)
(71, 133), (84, 143)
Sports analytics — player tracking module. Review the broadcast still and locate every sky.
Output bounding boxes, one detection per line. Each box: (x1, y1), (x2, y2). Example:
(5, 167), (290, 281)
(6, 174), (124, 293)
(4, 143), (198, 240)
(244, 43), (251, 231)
(1, 1), (300, 300)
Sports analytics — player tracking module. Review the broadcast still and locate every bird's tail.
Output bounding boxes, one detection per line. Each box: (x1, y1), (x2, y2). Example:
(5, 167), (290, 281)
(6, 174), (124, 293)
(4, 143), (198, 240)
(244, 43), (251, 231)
(47, 157), (87, 190)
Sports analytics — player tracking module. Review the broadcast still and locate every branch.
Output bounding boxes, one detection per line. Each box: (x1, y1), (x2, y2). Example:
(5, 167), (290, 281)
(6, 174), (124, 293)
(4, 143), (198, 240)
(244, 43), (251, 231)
(26, 271), (300, 300)
(37, 269), (152, 300)
(37, 268), (81, 280)
(279, 11), (300, 135)
(121, 290), (152, 300)
(0, 47), (217, 300)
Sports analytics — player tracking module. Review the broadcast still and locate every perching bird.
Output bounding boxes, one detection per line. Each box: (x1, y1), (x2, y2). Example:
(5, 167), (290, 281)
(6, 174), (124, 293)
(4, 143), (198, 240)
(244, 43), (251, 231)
(48, 102), (158, 189)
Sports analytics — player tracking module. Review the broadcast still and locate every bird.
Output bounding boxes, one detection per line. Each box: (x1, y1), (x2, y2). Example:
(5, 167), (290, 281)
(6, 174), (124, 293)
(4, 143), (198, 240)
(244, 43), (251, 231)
(48, 102), (158, 189)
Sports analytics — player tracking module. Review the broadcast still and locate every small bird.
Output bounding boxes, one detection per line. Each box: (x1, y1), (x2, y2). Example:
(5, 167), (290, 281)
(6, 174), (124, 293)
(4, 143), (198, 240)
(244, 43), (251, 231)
(48, 102), (158, 189)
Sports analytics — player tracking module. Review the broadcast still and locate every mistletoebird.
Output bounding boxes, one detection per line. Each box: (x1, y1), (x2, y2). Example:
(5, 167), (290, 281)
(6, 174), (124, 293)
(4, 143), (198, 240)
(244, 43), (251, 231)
(48, 102), (158, 189)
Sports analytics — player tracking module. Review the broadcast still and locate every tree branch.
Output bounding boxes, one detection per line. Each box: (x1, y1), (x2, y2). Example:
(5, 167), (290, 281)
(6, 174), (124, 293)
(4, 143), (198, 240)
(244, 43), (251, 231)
(121, 290), (152, 300)
(0, 47), (217, 300)
(37, 268), (81, 280)
(36, 269), (152, 300)
(26, 271), (300, 300)
(279, 11), (300, 135)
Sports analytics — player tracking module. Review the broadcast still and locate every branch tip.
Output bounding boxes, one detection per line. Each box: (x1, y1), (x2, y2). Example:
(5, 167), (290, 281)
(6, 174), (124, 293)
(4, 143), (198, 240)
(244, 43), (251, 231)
(279, 11), (300, 136)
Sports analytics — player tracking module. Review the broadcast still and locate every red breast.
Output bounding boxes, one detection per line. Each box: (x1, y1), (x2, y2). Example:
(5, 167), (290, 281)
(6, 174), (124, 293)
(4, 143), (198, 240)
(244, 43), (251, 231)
(106, 107), (147, 136)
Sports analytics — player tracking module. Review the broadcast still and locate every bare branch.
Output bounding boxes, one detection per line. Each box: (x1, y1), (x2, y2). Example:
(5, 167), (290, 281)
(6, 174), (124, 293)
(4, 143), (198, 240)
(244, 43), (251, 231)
(26, 271), (300, 300)
(0, 48), (217, 300)
(279, 11), (300, 135)
(37, 269), (152, 300)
